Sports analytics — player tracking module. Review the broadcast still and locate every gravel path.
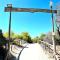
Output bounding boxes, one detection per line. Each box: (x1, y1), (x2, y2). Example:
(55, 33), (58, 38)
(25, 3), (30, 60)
(19, 43), (54, 60)
(9, 43), (54, 60)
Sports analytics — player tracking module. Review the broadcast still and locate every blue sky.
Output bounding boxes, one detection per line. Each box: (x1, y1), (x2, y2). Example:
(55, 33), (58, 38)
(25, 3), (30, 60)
(0, 0), (59, 37)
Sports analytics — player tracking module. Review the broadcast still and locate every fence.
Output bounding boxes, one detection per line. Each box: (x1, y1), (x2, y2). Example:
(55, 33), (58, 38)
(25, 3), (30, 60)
(41, 41), (60, 60)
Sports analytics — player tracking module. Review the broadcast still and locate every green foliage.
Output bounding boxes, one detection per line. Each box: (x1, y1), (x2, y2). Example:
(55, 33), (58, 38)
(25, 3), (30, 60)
(27, 36), (32, 43)
(20, 32), (32, 43)
(40, 33), (46, 41)
(13, 40), (20, 46)
(15, 34), (22, 39)
(3, 32), (47, 44)
(3, 32), (16, 38)
(3, 32), (8, 38)
(0, 36), (8, 46)
(0, 39), (7, 46)
(21, 32), (29, 40)
(32, 38), (37, 43)
(32, 36), (40, 43)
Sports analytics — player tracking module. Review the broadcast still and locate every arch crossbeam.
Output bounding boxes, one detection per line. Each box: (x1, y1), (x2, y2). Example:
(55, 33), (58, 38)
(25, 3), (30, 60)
(5, 7), (57, 13)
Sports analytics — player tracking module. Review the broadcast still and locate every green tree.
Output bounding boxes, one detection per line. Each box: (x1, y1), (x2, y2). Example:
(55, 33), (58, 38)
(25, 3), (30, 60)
(15, 34), (22, 39)
(32, 36), (40, 43)
(3, 32), (16, 38)
(20, 32), (32, 43)
(40, 33), (46, 41)
(3, 32), (8, 38)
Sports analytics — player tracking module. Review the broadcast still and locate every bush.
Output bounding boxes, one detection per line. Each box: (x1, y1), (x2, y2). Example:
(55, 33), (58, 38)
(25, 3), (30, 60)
(13, 41), (20, 46)
(27, 39), (33, 43)
(55, 39), (60, 45)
